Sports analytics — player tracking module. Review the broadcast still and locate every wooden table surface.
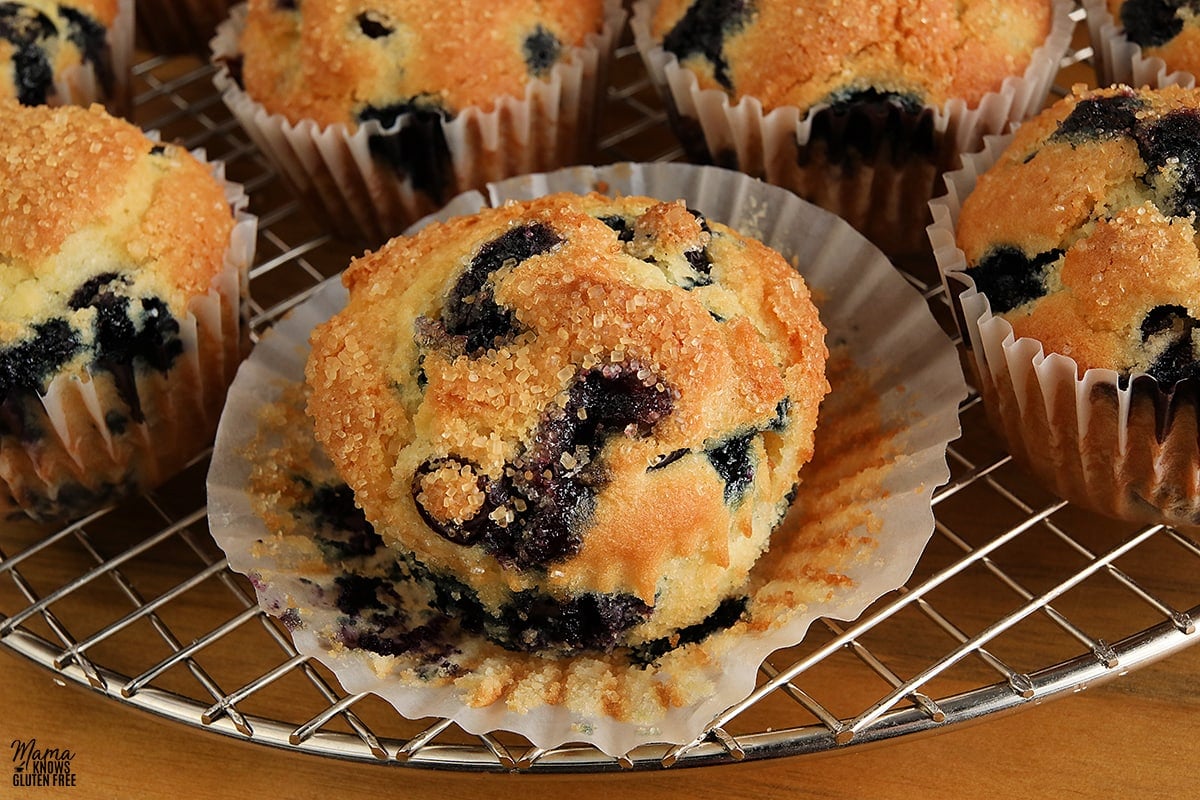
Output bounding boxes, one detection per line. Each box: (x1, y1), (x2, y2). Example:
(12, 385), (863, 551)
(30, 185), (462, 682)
(4, 639), (1198, 800)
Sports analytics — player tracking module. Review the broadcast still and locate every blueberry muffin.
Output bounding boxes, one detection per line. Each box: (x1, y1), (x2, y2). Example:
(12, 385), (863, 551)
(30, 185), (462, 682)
(938, 83), (1200, 525)
(957, 84), (1200, 382)
(305, 192), (829, 655)
(213, 0), (624, 245)
(633, 0), (1072, 258)
(0, 101), (252, 522)
(0, 0), (127, 109)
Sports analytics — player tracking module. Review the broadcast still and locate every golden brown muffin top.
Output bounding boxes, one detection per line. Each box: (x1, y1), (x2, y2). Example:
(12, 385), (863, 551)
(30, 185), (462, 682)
(956, 84), (1200, 381)
(306, 192), (828, 635)
(239, 0), (607, 127)
(0, 101), (235, 334)
(651, 0), (1052, 113)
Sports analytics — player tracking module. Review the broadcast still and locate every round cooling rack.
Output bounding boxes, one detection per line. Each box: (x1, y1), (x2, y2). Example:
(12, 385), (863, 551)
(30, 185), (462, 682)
(3, 6), (1200, 773)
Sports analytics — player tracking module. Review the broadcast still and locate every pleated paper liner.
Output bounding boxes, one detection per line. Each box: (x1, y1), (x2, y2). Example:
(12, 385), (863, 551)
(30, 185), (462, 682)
(1, 147), (256, 523)
(210, 0), (626, 247)
(207, 162), (966, 756)
(930, 134), (1200, 527)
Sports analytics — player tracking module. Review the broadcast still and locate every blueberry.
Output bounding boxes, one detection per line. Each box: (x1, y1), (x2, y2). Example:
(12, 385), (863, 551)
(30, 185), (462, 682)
(522, 25), (560, 77)
(1140, 304), (1200, 384)
(307, 483), (384, 557)
(1120, 0), (1195, 48)
(965, 246), (1062, 314)
(1051, 94), (1144, 145)
(568, 363), (675, 439)
(353, 619), (454, 659)
(359, 97), (454, 207)
(59, 6), (112, 97)
(706, 430), (757, 504)
(405, 555), (651, 654)
(333, 574), (390, 616)
(68, 275), (183, 421)
(0, 2), (55, 106)
(68, 272), (125, 309)
(661, 0), (756, 90)
(441, 222), (562, 354)
(1136, 109), (1200, 217)
(274, 0), (297, 9)
(598, 214), (635, 242)
(684, 247), (713, 286)
(499, 591), (652, 653)
(0, 318), (81, 401)
(356, 11), (392, 39)
(630, 595), (746, 665)
(769, 397), (791, 431)
(412, 363), (675, 570)
(411, 456), (501, 546)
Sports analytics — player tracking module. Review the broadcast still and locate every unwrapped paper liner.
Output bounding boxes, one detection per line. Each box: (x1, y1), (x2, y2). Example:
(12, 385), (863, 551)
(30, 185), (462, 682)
(210, 1), (626, 246)
(1084, 0), (1198, 91)
(208, 162), (967, 757)
(930, 135), (1200, 527)
(0, 145), (256, 522)
(629, 0), (1075, 257)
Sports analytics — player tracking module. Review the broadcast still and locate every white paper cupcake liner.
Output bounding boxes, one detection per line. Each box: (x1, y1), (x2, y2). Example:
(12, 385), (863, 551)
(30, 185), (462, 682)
(0, 148), (256, 523)
(930, 135), (1200, 527)
(630, 0), (1076, 257)
(52, 0), (134, 115)
(1084, 0), (1198, 90)
(210, 1), (625, 246)
(208, 162), (966, 756)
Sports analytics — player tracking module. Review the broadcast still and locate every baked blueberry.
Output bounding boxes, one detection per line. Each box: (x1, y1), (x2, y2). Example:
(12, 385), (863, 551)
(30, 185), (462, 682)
(1051, 93), (1144, 144)
(356, 10), (392, 39)
(660, 0), (755, 90)
(965, 246), (1061, 314)
(523, 25), (561, 76)
(441, 223), (562, 354)
(1119, 0), (1192, 48)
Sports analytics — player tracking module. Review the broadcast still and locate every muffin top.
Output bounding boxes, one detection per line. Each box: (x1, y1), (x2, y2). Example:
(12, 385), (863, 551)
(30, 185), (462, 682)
(238, 0), (608, 128)
(650, 0), (1052, 113)
(0, 101), (235, 392)
(1108, 0), (1200, 78)
(957, 84), (1200, 383)
(305, 192), (828, 652)
(0, 0), (119, 106)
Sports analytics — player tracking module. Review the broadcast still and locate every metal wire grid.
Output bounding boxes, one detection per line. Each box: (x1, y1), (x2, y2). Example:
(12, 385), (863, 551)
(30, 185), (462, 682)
(3, 19), (1200, 773)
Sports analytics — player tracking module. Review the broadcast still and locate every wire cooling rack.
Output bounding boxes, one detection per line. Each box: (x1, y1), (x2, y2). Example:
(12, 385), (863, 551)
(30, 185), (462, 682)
(4, 9), (1200, 773)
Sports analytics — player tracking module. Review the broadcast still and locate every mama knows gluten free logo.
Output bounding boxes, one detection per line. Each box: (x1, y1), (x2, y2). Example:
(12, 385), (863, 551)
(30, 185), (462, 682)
(10, 739), (77, 789)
